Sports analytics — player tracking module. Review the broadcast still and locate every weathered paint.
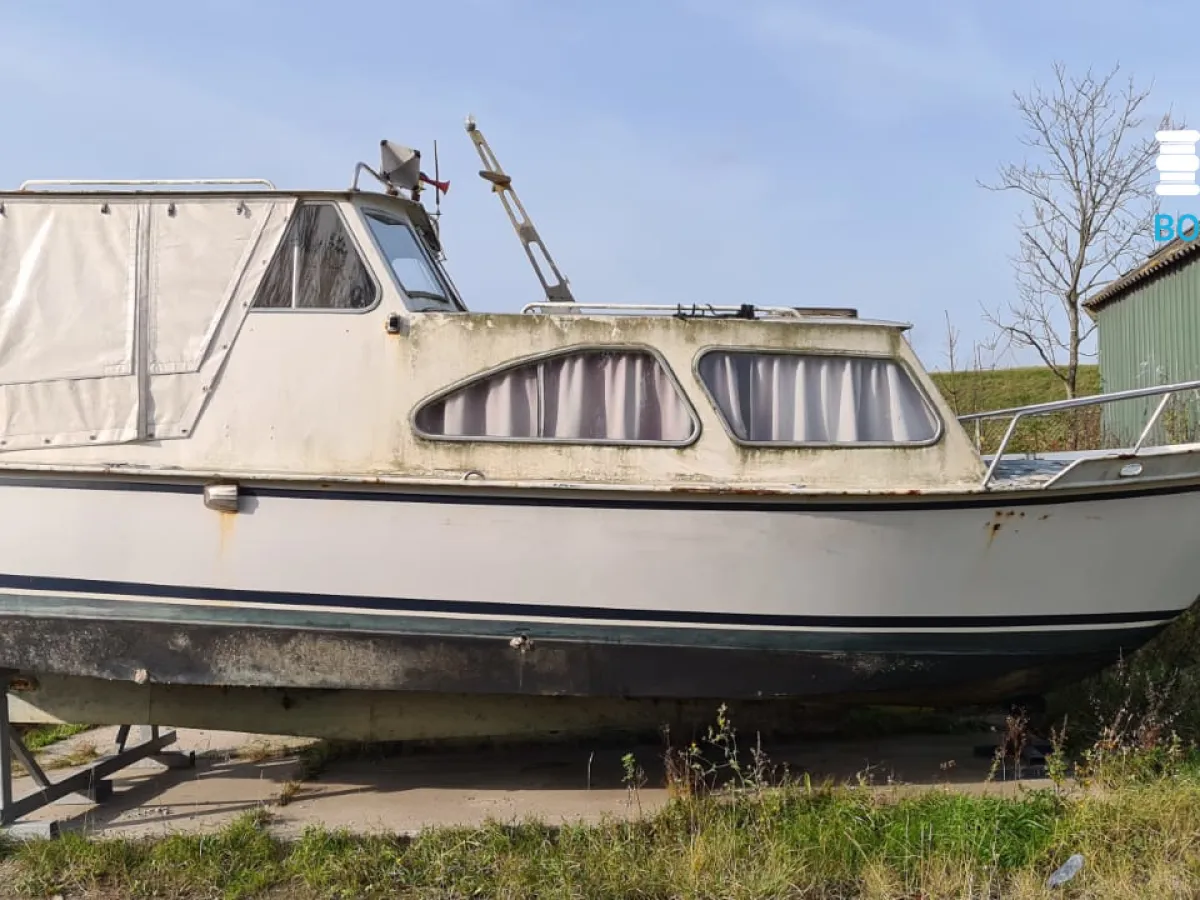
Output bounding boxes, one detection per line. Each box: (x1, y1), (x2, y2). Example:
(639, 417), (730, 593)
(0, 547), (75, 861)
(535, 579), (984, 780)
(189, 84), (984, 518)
(0, 612), (1157, 711)
(1096, 254), (1200, 444)
(0, 189), (986, 494)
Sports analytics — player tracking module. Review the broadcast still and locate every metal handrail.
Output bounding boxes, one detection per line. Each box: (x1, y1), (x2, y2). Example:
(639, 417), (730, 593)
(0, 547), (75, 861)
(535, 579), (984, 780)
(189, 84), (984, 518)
(521, 301), (803, 318)
(957, 378), (1200, 489)
(519, 302), (909, 328)
(16, 178), (277, 191)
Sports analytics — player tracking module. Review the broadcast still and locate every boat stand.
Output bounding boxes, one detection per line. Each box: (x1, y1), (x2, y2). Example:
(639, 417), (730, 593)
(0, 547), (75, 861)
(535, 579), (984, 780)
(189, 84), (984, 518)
(0, 687), (195, 839)
(972, 736), (1051, 781)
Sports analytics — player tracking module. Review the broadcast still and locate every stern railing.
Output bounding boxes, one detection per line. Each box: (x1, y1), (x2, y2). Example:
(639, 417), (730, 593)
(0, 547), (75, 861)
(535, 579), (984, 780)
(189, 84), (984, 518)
(956, 379), (1200, 489)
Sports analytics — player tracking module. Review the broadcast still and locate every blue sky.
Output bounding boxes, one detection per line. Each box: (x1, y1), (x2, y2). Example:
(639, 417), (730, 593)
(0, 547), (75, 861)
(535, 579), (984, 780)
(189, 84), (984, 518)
(0, 0), (1191, 370)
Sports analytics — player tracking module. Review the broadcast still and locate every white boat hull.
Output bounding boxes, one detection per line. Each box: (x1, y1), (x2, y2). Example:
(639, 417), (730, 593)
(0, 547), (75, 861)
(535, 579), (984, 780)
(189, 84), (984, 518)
(0, 471), (1194, 706)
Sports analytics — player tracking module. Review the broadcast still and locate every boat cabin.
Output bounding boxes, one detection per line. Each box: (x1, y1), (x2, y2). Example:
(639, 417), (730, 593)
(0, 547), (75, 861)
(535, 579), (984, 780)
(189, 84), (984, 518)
(0, 152), (986, 494)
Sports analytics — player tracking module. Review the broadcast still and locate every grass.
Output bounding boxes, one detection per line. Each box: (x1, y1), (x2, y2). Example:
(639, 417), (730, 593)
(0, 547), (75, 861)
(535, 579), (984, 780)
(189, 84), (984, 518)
(930, 364), (1104, 454)
(1044, 602), (1200, 757)
(40, 741), (101, 772)
(930, 364), (1101, 415)
(3, 724), (96, 777)
(16, 723), (91, 752)
(7, 706), (1200, 899)
(931, 362), (1200, 454)
(8, 765), (1200, 898)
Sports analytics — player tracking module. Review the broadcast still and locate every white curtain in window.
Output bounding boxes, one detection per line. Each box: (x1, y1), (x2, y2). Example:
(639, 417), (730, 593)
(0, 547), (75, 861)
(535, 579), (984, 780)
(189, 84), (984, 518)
(698, 352), (939, 443)
(435, 368), (538, 437)
(417, 351), (694, 442)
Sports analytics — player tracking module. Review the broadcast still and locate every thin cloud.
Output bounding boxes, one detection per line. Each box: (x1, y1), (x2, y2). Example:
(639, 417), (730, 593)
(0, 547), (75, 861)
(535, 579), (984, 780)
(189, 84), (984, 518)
(683, 0), (1014, 122)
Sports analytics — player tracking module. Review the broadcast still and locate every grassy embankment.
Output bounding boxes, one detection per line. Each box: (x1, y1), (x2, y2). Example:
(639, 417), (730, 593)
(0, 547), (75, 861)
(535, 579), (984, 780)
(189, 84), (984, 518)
(931, 363), (1102, 454)
(932, 363), (1100, 416)
(9, 363), (1200, 898)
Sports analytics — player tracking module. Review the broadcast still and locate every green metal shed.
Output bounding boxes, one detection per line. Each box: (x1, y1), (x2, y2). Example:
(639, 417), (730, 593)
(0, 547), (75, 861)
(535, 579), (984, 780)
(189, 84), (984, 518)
(1084, 237), (1200, 445)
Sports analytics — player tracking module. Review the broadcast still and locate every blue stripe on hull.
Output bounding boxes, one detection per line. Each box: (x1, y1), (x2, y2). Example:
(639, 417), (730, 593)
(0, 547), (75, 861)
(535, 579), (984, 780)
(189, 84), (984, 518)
(0, 572), (1178, 632)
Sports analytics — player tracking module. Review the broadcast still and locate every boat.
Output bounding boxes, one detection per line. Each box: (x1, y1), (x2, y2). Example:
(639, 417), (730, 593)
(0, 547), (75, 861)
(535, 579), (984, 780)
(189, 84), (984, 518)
(1, 118), (1199, 744)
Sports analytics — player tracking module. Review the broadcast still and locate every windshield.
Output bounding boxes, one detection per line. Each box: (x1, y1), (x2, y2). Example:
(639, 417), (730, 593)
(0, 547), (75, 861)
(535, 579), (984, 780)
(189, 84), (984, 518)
(361, 210), (457, 311)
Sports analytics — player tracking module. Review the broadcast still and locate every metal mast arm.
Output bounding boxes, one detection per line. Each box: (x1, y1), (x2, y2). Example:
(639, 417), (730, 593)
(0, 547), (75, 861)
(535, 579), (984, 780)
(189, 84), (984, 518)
(465, 117), (575, 303)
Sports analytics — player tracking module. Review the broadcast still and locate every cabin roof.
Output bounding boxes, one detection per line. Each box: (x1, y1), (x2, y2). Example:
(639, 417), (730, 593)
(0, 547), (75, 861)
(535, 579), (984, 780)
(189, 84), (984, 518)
(0, 186), (441, 252)
(3, 182), (918, 332)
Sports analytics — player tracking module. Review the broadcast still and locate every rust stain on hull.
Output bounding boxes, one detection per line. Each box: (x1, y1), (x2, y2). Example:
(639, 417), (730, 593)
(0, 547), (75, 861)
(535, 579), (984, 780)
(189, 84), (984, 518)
(217, 510), (236, 555)
(985, 510), (1004, 546)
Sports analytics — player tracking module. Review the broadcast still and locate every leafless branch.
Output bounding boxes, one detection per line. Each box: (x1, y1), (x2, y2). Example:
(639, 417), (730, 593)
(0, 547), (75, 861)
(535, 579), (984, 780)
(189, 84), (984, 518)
(980, 62), (1180, 399)
(943, 311), (960, 374)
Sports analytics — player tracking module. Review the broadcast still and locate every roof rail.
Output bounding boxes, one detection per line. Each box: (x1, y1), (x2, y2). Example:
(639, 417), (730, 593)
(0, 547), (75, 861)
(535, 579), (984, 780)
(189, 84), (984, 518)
(792, 306), (858, 318)
(519, 301), (909, 329)
(16, 178), (277, 191)
(520, 302), (866, 319)
(521, 301), (804, 319)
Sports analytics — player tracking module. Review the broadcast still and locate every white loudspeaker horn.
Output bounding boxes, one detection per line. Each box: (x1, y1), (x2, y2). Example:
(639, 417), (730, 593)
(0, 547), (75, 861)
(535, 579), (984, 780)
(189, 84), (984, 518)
(379, 141), (422, 191)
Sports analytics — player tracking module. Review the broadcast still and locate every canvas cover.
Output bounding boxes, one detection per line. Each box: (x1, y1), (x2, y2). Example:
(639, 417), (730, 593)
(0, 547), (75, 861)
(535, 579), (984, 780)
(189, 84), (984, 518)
(0, 194), (294, 450)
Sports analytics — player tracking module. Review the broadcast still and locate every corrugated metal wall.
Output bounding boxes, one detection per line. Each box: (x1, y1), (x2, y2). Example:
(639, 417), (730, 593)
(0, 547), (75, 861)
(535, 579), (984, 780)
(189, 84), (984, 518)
(1097, 256), (1200, 445)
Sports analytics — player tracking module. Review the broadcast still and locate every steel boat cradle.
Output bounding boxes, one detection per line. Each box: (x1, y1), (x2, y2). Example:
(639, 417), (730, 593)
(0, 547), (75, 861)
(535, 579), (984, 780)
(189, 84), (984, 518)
(0, 119), (1198, 833)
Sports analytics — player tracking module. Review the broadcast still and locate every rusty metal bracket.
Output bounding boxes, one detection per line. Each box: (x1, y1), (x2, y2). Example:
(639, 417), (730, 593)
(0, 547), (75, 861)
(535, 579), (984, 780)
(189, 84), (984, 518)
(203, 483), (240, 513)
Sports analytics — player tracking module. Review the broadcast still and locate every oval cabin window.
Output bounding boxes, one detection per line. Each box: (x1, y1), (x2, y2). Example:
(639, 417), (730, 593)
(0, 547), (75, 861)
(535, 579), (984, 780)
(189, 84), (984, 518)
(696, 350), (941, 445)
(414, 349), (698, 445)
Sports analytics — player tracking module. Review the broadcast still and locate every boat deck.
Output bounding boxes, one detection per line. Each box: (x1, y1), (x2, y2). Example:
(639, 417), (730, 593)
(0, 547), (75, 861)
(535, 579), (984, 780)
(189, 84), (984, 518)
(984, 454), (1079, 490)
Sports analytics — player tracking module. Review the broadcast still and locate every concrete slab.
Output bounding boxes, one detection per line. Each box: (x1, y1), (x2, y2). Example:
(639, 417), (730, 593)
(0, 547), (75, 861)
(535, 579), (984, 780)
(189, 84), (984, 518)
(5, 725), (1053, 839)
(9, 727), (317, 837)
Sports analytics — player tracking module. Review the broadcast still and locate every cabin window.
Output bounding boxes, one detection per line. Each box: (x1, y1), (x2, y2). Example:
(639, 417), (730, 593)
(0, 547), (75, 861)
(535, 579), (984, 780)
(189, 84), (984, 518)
(362, 210), (457, 311)
(695, 350), (941, 445)
(414, 349), (698, 444)
(253, 203), (377, 310)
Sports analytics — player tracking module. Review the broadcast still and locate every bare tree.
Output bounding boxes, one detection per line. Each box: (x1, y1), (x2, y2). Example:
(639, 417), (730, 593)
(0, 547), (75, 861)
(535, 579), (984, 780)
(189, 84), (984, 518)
(940, 310), (1006, 451)
(981, 62), (1177, 398)
(943, 311), (961, 377)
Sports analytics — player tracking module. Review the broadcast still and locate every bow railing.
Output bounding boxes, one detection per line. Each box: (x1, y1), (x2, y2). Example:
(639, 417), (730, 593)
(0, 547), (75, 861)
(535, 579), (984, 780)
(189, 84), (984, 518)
(956, 379), (1200, 489)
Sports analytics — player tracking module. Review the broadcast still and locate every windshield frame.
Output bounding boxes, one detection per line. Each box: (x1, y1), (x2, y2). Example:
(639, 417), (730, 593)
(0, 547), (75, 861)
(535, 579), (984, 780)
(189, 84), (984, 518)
(358, 205), (463, 312)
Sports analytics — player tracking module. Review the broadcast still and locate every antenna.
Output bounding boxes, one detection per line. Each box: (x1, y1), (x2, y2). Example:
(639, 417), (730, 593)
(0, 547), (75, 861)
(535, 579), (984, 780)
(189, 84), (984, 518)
(464, 115), (575, 303)
(432, 139), (443, 226)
